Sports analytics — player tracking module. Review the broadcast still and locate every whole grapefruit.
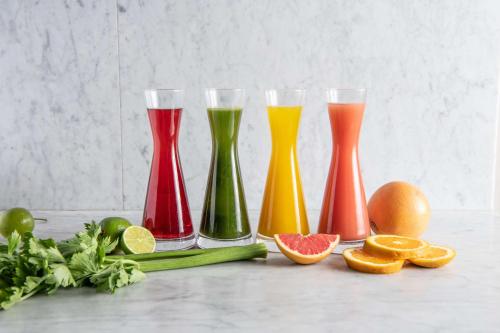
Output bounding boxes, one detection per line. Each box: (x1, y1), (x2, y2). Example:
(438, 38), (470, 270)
(368, 181), (430, 238)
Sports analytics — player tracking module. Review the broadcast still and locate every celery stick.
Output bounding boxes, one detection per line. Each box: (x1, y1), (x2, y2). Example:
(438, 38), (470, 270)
(138, 243), (268, 272)
(107, 244), (265, 261)
(106, 248), (209, 261)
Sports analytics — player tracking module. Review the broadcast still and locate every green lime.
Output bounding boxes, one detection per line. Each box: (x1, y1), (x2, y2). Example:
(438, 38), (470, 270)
(120, 226), (156, 254)
(0, 208), (35, 238)
(99, 217), (132, 241)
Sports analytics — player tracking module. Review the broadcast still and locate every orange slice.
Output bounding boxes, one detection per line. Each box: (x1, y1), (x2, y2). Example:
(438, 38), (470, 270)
(343, 248), (405, 274)
(408, 245), (456, 268)
(363, 235), (429, 259)
(274, 234), (339, 264)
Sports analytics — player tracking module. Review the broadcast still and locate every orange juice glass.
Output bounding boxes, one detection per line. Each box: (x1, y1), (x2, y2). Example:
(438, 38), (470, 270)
(318, 88), (370, 248)
(257, 89), (310, 251)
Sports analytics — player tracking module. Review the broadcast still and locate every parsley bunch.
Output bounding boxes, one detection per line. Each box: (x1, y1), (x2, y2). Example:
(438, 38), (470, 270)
(0, 222), (144, 310)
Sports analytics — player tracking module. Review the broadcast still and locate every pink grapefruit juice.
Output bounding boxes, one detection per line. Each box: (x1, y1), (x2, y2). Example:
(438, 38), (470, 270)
(318, 103), (370, 241)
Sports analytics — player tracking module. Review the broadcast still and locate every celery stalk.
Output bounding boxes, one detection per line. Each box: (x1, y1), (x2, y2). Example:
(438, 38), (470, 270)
(137, 243), (268, 272)
(106, 248), (210, 261)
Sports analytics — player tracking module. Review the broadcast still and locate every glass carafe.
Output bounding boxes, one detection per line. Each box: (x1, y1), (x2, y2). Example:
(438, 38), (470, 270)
(197, 88), (252, 248)
(257, 89), (310, 252)
(318, 88), (370, 251)
(143, 89), (195, 250)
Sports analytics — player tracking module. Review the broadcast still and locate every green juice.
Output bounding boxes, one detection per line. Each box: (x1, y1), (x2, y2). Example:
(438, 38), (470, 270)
(200, 108), (251, 240)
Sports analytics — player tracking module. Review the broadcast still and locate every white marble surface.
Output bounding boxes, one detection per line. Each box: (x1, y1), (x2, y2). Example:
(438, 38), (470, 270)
(0, 1), (122, 209)
(1, 0), (500, 211)
(0, 210), (498, 332)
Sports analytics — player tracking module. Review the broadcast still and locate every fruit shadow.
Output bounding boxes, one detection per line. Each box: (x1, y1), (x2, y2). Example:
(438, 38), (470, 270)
(253, 253), (296, 267)
(254, 252), (351, 271)
(329, 253), (352, 272)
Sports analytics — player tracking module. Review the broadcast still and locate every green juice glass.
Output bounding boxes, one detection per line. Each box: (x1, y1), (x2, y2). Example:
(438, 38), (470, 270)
(197, 88), (253, 248)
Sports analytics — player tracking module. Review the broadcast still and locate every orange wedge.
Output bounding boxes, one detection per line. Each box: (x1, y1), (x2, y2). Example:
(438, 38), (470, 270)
(408, 245), (456, 268)
(364, 235), (429, 259)
(343, 248), (405, 274)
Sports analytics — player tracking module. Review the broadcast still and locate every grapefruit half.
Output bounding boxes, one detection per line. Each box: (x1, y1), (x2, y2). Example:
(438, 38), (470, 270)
(274, 234), (339, 264)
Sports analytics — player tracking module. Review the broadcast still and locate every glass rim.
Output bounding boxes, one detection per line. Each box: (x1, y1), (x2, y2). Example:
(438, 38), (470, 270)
(205, 88), (244, 92)
(327, 88), (366, 92)
(205, 88), (245, 108)
(265, 88), (306, 106)
(326, 87), (366, 104)
(145, 88), (184, 93)
(145, 89), (184, 109)
(265, 88), (306, 93)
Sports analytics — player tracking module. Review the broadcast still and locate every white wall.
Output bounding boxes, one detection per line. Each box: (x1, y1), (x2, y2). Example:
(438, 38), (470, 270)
(1, 0), (499, 211)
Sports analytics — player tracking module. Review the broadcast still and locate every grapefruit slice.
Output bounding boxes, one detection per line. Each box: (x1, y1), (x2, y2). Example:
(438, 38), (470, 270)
(274, 234), (339, 264)
(343, 248), (405, 274)
(408, 245), (456, 268)
(363, 235), (429, 259)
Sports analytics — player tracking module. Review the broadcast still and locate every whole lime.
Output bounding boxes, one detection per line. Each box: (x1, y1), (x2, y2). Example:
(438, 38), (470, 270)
(99, 217), (132, 241)
(0, 207), (35, 238)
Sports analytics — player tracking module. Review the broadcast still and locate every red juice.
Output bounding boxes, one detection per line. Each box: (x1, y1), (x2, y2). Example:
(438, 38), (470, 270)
(143, 108), (194, 239)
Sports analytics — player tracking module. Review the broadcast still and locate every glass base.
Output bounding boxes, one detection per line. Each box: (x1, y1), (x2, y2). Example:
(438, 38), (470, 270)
(255, 233), (280, 253)
(154, 233), (196, 251)
(196, 234), (253, 249)
(333, 239), (365, 254)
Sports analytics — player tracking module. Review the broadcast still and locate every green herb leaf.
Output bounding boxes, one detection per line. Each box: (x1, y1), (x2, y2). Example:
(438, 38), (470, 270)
(7, 231), (21, 255)
(22, 276), (46, 294)
(47, 264), (75, 289)
(68, 252), (100, 285)
(90, 259), (145, 293)
(57, 222), (101, 257)
(0, 287), (23, 310)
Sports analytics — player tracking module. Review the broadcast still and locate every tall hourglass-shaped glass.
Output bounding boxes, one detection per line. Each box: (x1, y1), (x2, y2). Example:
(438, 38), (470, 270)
(143, 89), (195, 251)
(318, 88), (370, 252)
(197, 88), (252, 248)
(257, 89), (310, 252)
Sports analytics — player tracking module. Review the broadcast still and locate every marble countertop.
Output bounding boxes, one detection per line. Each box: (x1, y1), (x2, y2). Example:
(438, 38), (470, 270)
(1, 210), (499, 332)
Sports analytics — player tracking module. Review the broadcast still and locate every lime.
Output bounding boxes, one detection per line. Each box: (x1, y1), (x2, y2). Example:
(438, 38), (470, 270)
(120, 226), (156, 254)
(99, 217), (132, 241)
(0, 208), (35, 238)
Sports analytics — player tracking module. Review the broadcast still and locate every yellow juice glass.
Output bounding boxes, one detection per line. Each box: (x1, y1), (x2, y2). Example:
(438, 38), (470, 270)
(257, 89), (310, 251)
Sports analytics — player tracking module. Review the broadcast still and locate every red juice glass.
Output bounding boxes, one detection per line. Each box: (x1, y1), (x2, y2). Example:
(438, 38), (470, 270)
(143, 89), (195, 250)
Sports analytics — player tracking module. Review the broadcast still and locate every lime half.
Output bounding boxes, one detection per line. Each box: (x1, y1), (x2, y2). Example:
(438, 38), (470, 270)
(120, 226), (156, 254)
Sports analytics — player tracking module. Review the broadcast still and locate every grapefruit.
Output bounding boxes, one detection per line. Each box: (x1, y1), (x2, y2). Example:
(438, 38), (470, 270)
(274, 234), (339, 264)
(368, 181), (430, 238)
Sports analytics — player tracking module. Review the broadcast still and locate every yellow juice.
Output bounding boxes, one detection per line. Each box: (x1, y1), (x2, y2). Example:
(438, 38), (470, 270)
(258, 106), (310, 237)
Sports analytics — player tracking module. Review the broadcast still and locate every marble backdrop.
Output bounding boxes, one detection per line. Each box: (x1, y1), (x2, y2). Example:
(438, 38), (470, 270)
(0, 1), (122, 209)
(1, 0), (499, 211)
